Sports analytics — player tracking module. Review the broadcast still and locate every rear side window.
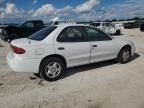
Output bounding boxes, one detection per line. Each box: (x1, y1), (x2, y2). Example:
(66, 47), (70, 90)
(28, 26), (57, 41)
(57, 26), (86, 42)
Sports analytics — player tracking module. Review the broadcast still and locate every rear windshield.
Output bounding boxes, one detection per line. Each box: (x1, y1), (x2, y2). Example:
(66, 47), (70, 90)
(28, 26), (57, 41)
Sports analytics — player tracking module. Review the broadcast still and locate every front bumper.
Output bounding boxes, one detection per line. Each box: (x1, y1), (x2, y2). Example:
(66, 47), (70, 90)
(7, 52), (41, 73)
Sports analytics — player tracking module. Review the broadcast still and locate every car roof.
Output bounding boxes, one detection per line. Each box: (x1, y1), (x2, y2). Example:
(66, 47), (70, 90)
(93, 22), (110, 23)
(56, 23), (89, 28)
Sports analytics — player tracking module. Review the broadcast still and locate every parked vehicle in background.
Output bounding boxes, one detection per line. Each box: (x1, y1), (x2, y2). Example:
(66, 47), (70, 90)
(140, 23), (144, 31)
(48, 17), (77, 25)
(0, 20), (46, 42)
(124, 22), (139, 29)
(0, 24), (9, 29)
(90, 22), (121, 35)
(7, 24), (135, 81)
(112, 23), (124, 29)
(0, 17), (77, 42)
(0, 29), (2, 36)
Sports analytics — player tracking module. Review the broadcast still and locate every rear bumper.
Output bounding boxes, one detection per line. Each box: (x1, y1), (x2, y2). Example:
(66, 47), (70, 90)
(7, 52), (41, 73)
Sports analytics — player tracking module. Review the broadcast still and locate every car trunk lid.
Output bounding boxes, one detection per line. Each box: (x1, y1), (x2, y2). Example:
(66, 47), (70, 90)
(10, 38), (37, 47)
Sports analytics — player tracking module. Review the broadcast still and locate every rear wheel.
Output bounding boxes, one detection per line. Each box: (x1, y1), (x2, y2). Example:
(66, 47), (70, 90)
(39, 57), (66, 81)
(118, 47), (131, 64)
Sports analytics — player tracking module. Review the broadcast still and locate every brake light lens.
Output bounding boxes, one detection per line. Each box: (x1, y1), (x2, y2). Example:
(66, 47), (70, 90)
(10, 45), (25, 54)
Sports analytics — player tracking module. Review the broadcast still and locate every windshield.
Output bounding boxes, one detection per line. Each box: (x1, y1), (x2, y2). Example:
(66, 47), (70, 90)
(47, 21), (54, 26)
(17, 21), (25, 27)
(28, 26), (57, 41)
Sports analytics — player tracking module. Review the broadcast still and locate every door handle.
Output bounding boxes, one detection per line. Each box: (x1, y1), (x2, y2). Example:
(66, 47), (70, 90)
(58, 47), (65, 50)
(92, 45), (98, 47)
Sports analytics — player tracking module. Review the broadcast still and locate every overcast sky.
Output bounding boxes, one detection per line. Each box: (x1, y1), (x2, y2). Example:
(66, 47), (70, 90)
(0, 0), (144, 23)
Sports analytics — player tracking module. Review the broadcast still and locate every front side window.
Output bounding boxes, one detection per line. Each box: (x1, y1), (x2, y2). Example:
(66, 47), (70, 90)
(57, 26), (86, 42)
(84, 27), (112, 41)
(34, 22), (43, 27)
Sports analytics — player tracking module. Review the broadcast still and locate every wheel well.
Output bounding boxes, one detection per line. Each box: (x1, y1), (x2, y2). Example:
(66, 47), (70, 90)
(122, 45), (131, 51)
(39, 54), (67, 72)
(116, 29), (120, 31)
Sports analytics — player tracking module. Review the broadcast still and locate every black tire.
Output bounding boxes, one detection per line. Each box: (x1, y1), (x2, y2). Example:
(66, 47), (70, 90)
(116, 30), (121, 35)
(39, 57), (66, 81)
(140, 24), (144, 32)
(118, 47), (131, 64)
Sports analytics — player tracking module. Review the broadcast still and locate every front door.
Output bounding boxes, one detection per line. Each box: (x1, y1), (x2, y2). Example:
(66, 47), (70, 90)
(83, 26), (117, 63)
(55, 26), (91, 67)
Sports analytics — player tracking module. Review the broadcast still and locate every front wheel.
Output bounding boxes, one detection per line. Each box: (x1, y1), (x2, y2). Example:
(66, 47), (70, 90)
(118, 47), (131, 64)
(39, 57), (66, 81)
(116, 30), (121, 35)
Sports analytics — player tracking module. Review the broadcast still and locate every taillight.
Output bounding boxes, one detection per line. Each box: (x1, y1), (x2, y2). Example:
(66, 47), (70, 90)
(10, 45), (25, 54)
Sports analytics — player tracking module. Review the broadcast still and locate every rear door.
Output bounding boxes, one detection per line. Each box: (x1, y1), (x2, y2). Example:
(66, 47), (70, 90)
(55, 26), (91, 67)
(83, 26), (118, 63)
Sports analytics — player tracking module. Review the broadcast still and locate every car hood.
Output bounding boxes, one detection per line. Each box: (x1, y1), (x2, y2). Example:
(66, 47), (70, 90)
(112, 36), (127, 40)
(112, 36), (128, 41)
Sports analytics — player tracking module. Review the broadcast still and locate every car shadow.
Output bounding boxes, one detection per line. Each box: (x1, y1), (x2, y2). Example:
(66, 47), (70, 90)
(111, 33), (124, 36)
(0, 44), (3, 47)
(61, 60), (117, 79)
(131, 53), (140, 61)
(61, 53), (140, 80)
(33, 53), (140, 80)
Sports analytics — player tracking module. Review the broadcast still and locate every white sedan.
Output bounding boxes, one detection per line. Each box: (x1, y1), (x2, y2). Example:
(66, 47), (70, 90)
(7, 24), (135, 81)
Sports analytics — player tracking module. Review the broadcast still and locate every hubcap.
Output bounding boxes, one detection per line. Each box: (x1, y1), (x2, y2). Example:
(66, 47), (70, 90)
(45, 62), (61, 78)
(122, 50), (130, 62)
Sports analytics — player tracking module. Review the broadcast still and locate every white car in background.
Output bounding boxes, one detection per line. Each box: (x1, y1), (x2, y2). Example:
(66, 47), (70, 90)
(90, 22), (121, 35)
(7, 24), (135, 81)
(0, 29), (2, 34)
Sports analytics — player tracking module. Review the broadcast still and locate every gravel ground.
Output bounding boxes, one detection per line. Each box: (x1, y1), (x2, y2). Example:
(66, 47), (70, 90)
(0, 28), (144, 108)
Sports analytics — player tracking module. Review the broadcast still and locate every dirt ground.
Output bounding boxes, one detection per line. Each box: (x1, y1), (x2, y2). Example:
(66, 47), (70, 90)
(0, 28), (144, 108)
